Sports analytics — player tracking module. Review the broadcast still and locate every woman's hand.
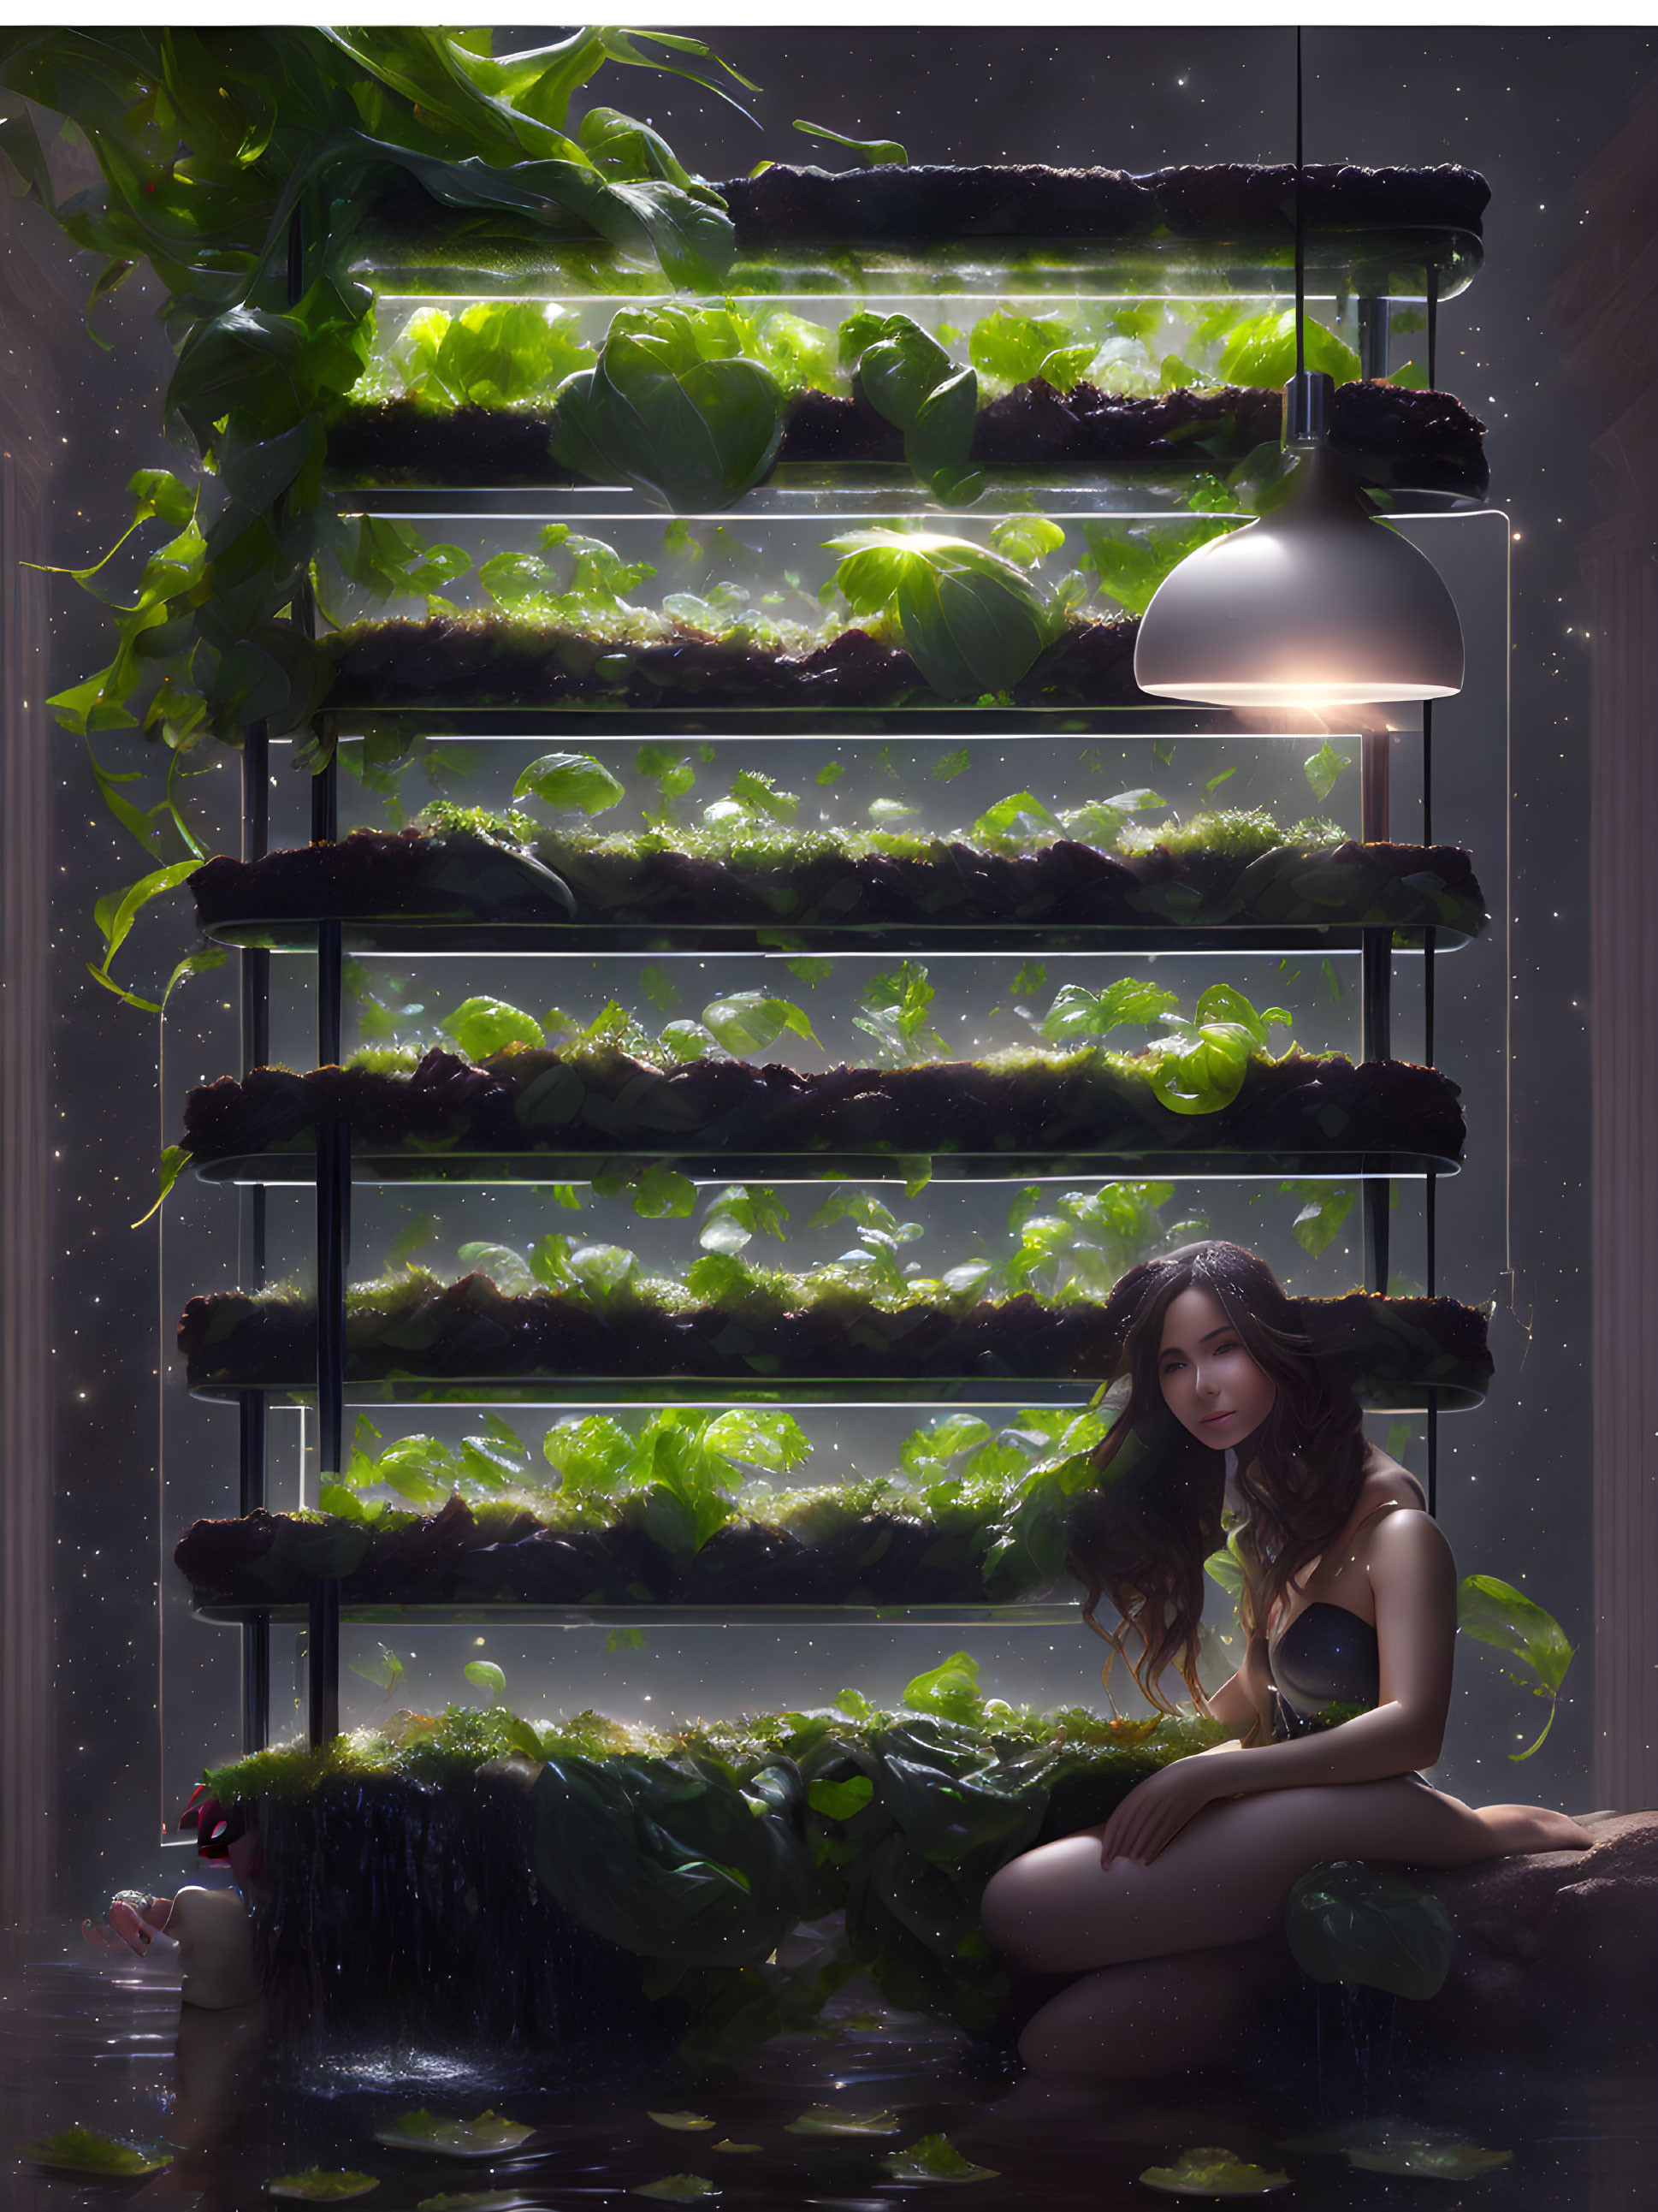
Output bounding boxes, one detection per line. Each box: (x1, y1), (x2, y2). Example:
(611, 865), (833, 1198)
(1098, 1756), (1229, 1868)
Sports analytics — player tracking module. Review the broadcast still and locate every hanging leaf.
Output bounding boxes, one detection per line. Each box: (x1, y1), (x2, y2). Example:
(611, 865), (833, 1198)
(131, 1145), (193, 1229)
(1282, 1179), (1355, 1259)
(1457, 1574), (1575, 1760)
(791, 116), (907, 167)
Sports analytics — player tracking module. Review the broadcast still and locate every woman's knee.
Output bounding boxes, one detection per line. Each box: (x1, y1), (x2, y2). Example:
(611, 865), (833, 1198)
(981, 1839), (1106, 1972)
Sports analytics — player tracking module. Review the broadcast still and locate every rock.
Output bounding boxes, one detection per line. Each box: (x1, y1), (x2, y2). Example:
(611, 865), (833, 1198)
(1396, 1810), (1658, 2053)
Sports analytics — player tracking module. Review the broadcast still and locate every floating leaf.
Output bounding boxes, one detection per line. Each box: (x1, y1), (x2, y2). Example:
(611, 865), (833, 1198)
(269, 2173), (382, 2202)
(632, 2179), (719, 2202)
(1139, 2147), (1289, 2196)
(1348, 2138), (1512, 2179)
(882, 2133), (998, 2182)
(788, 2107), (903, 2137)
(24, 2126), (171, 2175)
(649, 2113), (716, 2133)
(348, 1645), (406, 1703)
(607, 1625), (646, 1652)
(901, 1651), (984, 1727)
(710, 2139), (761, 2154)
(417, 2195), (540, 2212)
(375, 2111), (535, 2159)
(701, 991), (818, 1057)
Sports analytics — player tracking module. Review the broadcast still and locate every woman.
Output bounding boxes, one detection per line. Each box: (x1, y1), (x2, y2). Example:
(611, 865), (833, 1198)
(980, 1240), (1590, 2081)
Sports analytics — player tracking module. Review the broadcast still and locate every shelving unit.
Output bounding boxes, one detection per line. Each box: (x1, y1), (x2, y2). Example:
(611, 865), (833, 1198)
(159, 180), (1505, 1780)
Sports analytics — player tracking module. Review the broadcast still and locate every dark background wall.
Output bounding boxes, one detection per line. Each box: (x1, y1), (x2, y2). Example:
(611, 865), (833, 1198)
(9, 26), (1655, 1918)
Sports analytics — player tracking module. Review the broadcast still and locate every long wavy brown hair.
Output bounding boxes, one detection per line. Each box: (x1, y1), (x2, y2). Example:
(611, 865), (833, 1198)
(1067, 1240), (1369, 1730)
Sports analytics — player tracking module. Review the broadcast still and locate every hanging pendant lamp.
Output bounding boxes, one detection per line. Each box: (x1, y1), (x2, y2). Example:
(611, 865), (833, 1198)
(1133, 37), (1465, 709)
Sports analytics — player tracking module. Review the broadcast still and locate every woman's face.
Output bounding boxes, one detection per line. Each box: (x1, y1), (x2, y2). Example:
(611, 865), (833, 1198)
(1157, 1284), (1277, 1450)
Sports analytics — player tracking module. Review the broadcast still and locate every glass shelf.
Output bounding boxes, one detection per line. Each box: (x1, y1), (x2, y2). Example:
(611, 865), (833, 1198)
(192, 1599), (1082, 1627)
(199, 918), (1479, 957)
(192, 1146), (1462, 1187)
(352, 228), (1483, 305)
(188, 1375), (1486, 1413)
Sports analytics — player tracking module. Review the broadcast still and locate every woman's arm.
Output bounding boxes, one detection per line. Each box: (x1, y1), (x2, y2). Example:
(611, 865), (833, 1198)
(1098, 1510), (1457, 1865)
(1200, 1509), (1456, 1795)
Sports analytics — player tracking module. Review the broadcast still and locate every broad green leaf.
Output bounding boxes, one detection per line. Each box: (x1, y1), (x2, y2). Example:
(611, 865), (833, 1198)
(513, 750), (625, 815)
(632, 1164), (696, 1219)
(901, 1650), (984, 1727)
(631, 2181), (717, 2203)
(1149, 1015), (1256, 1116)
(1304, 739), (1351, 803)
(1458, 1573), (1576, 1758)
(969, 305), (1075, 386)
(1217, 307), (1361, 388)
(457, 1242), (537, 1296)
(648, 2112), (715, 2132)
(1193, 982), (1290, 1051)
(989, 515), (1066, 567)
(440, 996), (545, 1059)
(607, 1625), (646, 1652)
(1282, 1179), (1355, 1259)
(1041, 978), (1179, 1045)
(973, 790), (1062, 846)
(1286, 1859), (1456, 1999)
(463, 1660), (506, 1703)
(807, 1775), (875, 1821)
(701, 992), (818, 1058)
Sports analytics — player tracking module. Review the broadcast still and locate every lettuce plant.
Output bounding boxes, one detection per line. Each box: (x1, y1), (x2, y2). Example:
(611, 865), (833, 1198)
(551, 303), (786, 510)
(841, 312), (980, 503)
(826, 529), (1054, 699)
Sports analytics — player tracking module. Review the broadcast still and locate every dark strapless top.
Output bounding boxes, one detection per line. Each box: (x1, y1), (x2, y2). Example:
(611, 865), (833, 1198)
(1268, 1600), (1383, 1738)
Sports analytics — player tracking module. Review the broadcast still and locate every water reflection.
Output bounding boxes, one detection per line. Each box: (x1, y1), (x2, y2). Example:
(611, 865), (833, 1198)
(3, 1941), (1655, 2209)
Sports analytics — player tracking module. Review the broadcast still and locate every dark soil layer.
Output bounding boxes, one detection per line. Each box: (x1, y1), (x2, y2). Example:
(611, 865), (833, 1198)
(324, 380), (1486, 499)
(176, 1495), (1039, 1610)
(323, 614), (1142, 713)
(177, 1280), (1491, 1400)
(188, 825), (1489, 940)
(181, 1048), (1466, 1169)
(190, 826), (572, 930)
(718, 162), (1489, 246)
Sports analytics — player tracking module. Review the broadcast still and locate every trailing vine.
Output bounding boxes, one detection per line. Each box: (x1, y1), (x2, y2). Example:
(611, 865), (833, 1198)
(0, 26), (755, 1005)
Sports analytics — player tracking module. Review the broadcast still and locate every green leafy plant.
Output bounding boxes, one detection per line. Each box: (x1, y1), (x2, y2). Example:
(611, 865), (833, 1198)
(1081, 516), (1238, 618)
(269, 2172), (382, 2202)
(843, 313), (980, 501)
(1139, 2148), (1288, 2197)
(826, 529), (1051, 697)
(1217, 307), (1362, 388)
(2, 24), (754, 997)
(850, 960), (949, 1064)
(1457, 1574), (1576, 1759)
(552, 302), (785, 510)
(361, 299), (591, 411)
(1148, 983), (1294, 1116)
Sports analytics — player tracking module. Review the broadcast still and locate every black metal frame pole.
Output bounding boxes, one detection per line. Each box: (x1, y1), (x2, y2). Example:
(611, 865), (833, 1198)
(1360, 728), (1392, 1293)
(239, 721), (270, 1751)
(1357, 293), (1389, 383)
(310, 732), (345, 1747)
(1422, 694), (1439, 1515)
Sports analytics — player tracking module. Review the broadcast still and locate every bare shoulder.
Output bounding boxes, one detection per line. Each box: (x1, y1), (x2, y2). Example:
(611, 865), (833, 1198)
(1365, 1492), (1456, 1582)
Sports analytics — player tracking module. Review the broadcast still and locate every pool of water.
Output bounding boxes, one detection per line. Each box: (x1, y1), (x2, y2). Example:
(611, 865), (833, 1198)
(4, 1933), (1655, 2210)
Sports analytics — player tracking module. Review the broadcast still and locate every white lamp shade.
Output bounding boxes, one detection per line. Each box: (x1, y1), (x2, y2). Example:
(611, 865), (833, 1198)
(1133, 459), (1466, 709)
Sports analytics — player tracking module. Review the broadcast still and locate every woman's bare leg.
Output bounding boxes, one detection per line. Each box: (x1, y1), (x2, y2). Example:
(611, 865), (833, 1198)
(981, 1781), (1589, 1976)
(1017, 1938), (1291, 2081)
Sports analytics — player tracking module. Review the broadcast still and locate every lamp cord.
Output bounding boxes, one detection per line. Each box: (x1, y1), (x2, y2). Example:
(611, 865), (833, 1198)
(1294, 25), (1305, 377)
